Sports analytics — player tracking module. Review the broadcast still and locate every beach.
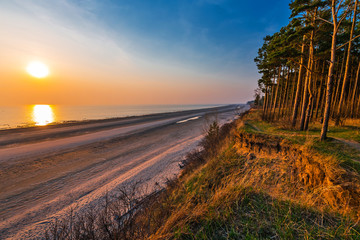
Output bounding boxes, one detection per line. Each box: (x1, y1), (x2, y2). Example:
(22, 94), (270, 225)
(0, 104), (247, 239)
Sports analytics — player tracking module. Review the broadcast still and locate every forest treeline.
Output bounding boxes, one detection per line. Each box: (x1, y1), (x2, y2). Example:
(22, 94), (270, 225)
(254, 0), (360, 140)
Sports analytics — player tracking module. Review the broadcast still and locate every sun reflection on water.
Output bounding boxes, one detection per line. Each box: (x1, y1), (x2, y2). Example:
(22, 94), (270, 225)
(32, 105), (54, 126)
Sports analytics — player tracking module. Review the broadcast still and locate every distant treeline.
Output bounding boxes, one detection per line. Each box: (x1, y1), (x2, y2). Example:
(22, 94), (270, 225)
(254, 0), (360, 140)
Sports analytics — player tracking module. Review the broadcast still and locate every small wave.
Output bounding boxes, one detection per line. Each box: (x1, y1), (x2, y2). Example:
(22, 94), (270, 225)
(176, 116), (201, 124)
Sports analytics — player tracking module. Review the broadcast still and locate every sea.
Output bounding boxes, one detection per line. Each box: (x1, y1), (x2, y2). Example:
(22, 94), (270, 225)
(0, 104), (223, 129)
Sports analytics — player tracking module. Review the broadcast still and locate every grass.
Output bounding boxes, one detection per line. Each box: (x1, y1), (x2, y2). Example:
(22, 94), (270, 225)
(45, 111), (360, 239)
(244, 110), (360, 143)
(243, 109), (360, 174)
(167, 187), (359, 239)
(149, 113), (360, 239)
(310, 138), (360, 174)
(150, 135), (360, 239)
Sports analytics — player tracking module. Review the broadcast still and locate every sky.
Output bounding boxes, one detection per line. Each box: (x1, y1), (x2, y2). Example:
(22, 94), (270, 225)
(0, 0), (291, 106)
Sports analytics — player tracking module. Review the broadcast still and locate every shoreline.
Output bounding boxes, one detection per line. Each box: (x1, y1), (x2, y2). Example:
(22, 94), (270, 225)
(0, 104), (241, 148)
(0, 104), (237, 132)
(0, 104), (245, 239)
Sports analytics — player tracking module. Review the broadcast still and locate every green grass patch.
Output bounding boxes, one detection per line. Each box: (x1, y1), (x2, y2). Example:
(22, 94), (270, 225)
(310, 123), (360, 143)
(244, 110), (360, 142)
(170, 186), (360, 240)
(310, 138), (360, 174)
(241, 110), (360, 174)
(155, 111), (360, 239)
(152, 132), (360, 239)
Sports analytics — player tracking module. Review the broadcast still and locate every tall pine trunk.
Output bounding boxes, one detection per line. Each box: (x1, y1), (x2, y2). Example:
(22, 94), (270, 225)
(321, 0), (338, 141)
(304, 27), (315, 130)
(291, 35), (306, 127)
(262, 86), (269, 119)
(350, 61), (360, 117)
(315, 61), (326, 119)
(300, 37), (314, 130)
(271, 67), (282, 121)
(336, 0), (358, 125)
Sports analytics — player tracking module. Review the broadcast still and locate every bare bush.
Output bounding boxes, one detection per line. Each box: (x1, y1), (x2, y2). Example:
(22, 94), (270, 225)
(45, 182), (157, 240)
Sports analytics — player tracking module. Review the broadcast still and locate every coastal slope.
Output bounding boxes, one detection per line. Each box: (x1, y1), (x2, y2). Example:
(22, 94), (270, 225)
(0, 105), (246, 239)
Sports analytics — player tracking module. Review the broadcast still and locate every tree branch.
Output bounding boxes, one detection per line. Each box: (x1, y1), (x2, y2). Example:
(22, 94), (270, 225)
(336, 5), (351, 30)
(335, 0), (345, 16)
(316, 16), (333, 25)
(288, 59), (326, 76)
(332, 4), (351, 34)
(336, 33), (360, 50)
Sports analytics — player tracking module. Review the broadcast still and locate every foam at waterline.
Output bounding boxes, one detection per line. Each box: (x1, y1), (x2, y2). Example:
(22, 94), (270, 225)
(176, 116), (201, 124)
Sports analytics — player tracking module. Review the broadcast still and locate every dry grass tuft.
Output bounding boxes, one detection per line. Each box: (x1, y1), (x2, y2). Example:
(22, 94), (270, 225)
(44, 111), (360, 239)
(233, 129), (360, 219)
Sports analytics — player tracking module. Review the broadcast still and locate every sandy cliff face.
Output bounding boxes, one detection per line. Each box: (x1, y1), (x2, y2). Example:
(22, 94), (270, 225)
(234, 130), (360, 217)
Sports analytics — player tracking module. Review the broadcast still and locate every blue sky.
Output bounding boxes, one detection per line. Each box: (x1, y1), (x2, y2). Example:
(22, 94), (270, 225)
(0, 0), (291, 105)
(89, 0), (291, 74)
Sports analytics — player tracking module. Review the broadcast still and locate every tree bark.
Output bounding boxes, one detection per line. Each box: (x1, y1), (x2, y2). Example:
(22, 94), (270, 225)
(315, 61), (326, 119)
(350, 61), (360, 117)
(300, 33), (315, 130)
(332, 52), (346, 118)
(271, 67), (282, 121)
(262, 85), (269, 119)
(281, 69), (290, 117)
(278, 67), (288, 118)
(336, 0), (358, 125)
(304, 25), (316, 130)
(321, 0), (338, 141)
(267, 71), (277, 120)
(291, 35), (306, 127)
(288, 71), (297, 118)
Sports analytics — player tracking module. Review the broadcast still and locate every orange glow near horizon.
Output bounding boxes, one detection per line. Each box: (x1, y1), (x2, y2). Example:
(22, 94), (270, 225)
(0, 1), (254, 107)
(32, 105), (54, 126)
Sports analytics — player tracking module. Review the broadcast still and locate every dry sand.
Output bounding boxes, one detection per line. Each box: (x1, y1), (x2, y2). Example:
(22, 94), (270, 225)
(0, 105), (248, 239)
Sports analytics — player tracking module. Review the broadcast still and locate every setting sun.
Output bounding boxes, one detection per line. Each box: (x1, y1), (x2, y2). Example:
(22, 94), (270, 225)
(26, 61), (49, 78)
(32, 104), (54, 126)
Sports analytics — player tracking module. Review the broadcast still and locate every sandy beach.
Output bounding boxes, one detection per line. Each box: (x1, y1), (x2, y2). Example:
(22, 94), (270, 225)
(0, 104), (247, 239)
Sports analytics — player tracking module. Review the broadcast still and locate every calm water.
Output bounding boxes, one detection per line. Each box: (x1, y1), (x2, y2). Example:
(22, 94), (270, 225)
(0, 104), (222, 129)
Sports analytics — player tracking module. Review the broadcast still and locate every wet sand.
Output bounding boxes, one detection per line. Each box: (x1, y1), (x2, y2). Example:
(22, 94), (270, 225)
(0, 104), (247, 239)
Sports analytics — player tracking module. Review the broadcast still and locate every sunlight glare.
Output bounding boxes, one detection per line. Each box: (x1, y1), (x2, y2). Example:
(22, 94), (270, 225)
(32, 105), (54, 126)
(26, 61), (49, 78)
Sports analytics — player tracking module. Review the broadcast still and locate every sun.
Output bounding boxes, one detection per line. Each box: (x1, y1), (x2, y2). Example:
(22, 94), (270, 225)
(26, 61), (49, 78)
(32, 105), (54, 126)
